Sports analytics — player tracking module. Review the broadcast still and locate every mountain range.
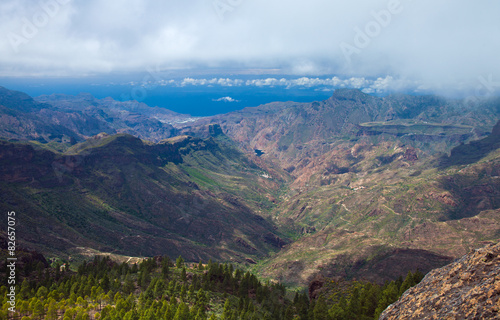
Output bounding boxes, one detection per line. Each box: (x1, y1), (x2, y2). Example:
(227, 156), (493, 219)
(1, 85), (500, 288)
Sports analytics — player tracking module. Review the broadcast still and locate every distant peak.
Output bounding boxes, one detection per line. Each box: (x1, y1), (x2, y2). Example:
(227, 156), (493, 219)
(491, 119), (500, 136)
(330, 88), (371, 100)
(208, 124), (224, 137)
(91, 132), (110, 140)
(76, 92), (95, 99)
(0, 86), (46, 112)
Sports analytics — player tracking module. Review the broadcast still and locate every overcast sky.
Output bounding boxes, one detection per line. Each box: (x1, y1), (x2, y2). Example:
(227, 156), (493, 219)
(1, 0), (499, 95)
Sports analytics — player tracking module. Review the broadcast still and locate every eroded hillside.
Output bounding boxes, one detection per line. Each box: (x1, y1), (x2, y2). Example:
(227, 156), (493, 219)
(2, 86), (500, 289)
(0, 129), (286, 263)
(251, 124), (500, 286)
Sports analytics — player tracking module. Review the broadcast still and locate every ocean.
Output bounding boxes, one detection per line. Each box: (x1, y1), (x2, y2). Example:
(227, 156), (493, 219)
(0, 76), (334, 117)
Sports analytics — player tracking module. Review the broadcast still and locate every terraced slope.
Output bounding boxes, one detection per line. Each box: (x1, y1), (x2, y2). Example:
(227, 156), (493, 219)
(252, 124), (500, 286)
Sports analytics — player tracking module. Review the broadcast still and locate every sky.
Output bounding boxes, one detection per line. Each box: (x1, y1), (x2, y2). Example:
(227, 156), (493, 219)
(0, 0), (500, 98)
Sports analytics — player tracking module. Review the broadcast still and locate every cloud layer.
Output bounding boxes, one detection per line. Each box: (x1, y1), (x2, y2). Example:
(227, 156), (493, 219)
(137, 75), (420, 95)
(1, 0), (499, 95)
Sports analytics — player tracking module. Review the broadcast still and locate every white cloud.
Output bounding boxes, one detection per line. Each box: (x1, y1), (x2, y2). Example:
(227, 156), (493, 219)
(0, 0), (499, 95)
(213, 96), (239, 102)
(133, 75), (426, 94)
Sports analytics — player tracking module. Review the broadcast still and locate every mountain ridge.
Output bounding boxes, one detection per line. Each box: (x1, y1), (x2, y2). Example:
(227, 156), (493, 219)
(2, 85), (500, 289)
(0, 127), (285, 263)
(178, 89), (499, 185)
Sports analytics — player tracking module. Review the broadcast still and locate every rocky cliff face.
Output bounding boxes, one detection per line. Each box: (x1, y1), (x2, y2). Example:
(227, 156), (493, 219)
(380, 242), (500, 319)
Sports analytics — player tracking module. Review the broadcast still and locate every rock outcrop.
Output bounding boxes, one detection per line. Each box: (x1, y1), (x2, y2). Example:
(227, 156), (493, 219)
(380, 242), (500, 319)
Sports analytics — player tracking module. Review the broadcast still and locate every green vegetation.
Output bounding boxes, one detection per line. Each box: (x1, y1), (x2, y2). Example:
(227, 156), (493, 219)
(1, 254), (304, 320)
(0, 133), (284, 262)
(257, 134), (500, 286)
(314, 270), (424, 320)
(0, 251), (424, 320)
(2, 86), (500, 302)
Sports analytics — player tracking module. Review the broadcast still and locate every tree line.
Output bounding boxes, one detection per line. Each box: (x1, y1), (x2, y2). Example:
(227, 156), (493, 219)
(1, 253), (423, 319)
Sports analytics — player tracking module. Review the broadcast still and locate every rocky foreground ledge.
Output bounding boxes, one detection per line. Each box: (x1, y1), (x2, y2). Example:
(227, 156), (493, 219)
(380, 242), (500, 319)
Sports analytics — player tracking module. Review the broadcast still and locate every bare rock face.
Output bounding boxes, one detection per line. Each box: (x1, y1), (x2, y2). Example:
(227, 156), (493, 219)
(403, 147), (418, 162)
(380, 242), (500, 320)
(308, 274), (326, 300)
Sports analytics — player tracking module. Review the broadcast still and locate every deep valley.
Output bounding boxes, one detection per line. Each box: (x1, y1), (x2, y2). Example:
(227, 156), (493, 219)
(1, 85), (500, 318)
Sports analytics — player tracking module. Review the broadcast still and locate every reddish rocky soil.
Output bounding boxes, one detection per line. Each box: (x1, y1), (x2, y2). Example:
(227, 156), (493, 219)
(380, 242), (500, 319)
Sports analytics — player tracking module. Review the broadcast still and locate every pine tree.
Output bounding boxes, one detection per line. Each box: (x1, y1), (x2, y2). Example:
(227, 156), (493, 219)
(374, 282), (399, 318)
(131, 263), (139, 273)
(176, 256), (185, 269)
(180, 284), (187, 300)
(313, 296), (330, 320)
(140, 269), (151, 290)
(221, 298), (232, 320)
(328, 296), (346, 320)
(173, 301), (190, 320)
(359, 282), (380, 317)
(154, 278), (166, 298)
(162, 260), (171, 278)
(168, 280), (176, 297)
(196, 288), (209, 311)
(64, 307), (77, 320)
(398, 270), (423, 296)
(36, 286), (48, 298)
(32, 299), (45, 319)
(46, 300), (58, 320)
(165, 298), (178, 320)
(284, 305), (295, 320)
(101, 274), (110, 292)
(20, 279), (31, 299)
(113, 292), (123, 304)
(181, 267), (187, 282)
(346, 286), (360, 318)
(123, 274), (135, 295)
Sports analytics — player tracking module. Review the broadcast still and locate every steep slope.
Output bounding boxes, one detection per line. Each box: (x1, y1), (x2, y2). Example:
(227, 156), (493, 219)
(35, 92), (197, 141)
(180, 89), (499, 181)
(0, 87), (186, 146)
(0, 128), (284, 262)
(175, 90), (500, 286)
(251, 123), (500, 286)
(0, 87), (84, 143)
(3, 86), (500, 290)
(380, 242), (500, 319)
